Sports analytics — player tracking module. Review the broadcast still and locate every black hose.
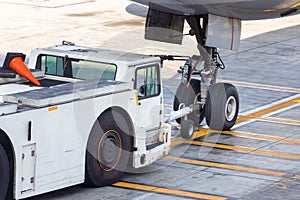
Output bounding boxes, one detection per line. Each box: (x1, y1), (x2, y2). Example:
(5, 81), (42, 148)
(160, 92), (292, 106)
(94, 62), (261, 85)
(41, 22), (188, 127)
(216, 52), (226, 70)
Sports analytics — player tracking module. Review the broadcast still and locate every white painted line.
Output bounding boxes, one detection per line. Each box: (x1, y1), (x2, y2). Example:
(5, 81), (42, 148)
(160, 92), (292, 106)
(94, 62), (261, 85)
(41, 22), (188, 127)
(240, 94), (300, 115)
(220, 80), (300, 93)
(262, 103), (300, 118)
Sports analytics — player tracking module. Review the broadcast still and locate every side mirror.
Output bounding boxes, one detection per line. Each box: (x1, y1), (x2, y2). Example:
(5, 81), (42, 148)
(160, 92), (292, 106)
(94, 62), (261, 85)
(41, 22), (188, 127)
(139, 85), (146, 96)
(189, 29), (195, 36)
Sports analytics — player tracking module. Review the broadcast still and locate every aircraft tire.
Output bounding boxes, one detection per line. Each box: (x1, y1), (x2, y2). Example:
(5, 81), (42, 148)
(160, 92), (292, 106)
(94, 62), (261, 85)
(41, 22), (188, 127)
(173, 82), (186, 124)
(0, 144), (9, 200)
(205, 83), (239, 131)
(173, 79), (205, 125)
(84, 110), (132, 187)
(180, 119), (195, 139)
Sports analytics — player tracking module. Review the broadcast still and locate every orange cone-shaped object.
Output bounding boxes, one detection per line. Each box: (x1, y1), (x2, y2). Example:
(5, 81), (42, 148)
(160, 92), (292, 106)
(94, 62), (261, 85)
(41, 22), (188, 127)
(9, 57), (41, 86)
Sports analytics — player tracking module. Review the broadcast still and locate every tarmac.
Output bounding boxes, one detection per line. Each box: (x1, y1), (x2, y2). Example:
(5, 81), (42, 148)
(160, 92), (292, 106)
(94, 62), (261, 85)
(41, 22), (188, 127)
(1, 0), (300, 199)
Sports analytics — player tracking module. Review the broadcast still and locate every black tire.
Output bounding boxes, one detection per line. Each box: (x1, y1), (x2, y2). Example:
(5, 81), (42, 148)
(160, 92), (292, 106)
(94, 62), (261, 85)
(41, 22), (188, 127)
(85, 109), (132, 187)
(205, 83), (239, 131)
(0, 144), (9, 200)
(181, 120), (195, 139)
(173, 82), (186, 124)
(173, 80), (205, 125)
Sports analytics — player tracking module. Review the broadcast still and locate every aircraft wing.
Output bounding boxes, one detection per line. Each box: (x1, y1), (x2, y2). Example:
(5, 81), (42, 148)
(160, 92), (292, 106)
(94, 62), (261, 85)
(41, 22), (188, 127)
(131, 0), (300, 20)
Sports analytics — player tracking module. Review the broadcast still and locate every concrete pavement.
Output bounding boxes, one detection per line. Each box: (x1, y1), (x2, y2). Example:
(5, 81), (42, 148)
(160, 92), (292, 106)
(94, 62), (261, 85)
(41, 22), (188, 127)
(1, 0), (300, 199)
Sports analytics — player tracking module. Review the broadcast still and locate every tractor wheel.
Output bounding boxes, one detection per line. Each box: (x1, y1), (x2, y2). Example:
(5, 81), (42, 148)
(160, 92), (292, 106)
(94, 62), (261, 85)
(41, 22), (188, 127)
(85, 110), (132, 187)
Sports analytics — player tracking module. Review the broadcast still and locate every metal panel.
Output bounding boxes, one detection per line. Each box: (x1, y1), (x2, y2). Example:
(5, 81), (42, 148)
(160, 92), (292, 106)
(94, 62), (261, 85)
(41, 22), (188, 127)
(0, 103), (17, 115)
(21, 144), (36, 194)
(145, 3), (185, 44)
(146, 127), (160, 145)
(205, 14), (241, 51)
(0, 70), (44, 85)
(3, 80), (130, 108)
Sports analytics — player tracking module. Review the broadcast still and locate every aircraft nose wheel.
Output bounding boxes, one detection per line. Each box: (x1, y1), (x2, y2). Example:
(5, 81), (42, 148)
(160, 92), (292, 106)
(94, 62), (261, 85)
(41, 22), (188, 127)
(173, 80), (205, 125)
(180, 119), (195, 139)
(205, 83), (239, 131)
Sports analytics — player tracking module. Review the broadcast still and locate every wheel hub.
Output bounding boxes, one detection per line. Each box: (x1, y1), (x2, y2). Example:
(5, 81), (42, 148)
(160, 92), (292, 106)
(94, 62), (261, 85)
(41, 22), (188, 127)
(193, 93), (203, 117)
(98, 131), (122, 171)
(101, 138), (118, 164)
(187, 124), (194, 137)
(225, 96), (237, 121)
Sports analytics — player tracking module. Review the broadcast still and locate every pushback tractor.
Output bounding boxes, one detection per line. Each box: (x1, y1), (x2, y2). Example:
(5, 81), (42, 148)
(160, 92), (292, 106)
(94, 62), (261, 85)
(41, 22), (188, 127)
(0, 41), (239, 199)
(0, 43), (174, 199)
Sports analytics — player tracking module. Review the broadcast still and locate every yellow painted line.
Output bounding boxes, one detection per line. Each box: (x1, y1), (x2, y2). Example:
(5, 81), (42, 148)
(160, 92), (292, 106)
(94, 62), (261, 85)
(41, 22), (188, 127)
(291, 2), (300, 8)
(171, 117), (300, 146)
(236, 97), (300, 124)
(222, 131), (300, 145)
(166, 156), (286, 177)
(113, 181), (227, 200)
(190, 141), (300, 160)
(183, 127), (300, 145)
(254, 116), (300, 126)
(219, 80), (300, 93)
(193, 129), (213, 138)
(171, 129), (212, 146)
(171, 138), (186, 147)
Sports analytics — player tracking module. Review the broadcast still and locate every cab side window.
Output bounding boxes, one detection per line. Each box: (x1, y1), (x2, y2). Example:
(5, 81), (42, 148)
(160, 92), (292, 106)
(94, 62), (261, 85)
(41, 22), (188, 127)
(37, 55), (117, 80)
(135, 65), (160, 99)
(41, 56), (64, 76)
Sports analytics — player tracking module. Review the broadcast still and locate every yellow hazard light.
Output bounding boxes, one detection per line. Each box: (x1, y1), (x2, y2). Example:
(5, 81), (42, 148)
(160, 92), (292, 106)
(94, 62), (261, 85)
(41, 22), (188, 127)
(48, 106), (58, 112)
(165, 132), (169, 143)
(135, 91), (139, 106)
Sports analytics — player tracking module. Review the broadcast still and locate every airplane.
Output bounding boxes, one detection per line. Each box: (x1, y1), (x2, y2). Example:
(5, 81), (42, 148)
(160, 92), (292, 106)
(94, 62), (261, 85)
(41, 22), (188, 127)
(127, 0), (300, 137)
(130, 0), (300, 20)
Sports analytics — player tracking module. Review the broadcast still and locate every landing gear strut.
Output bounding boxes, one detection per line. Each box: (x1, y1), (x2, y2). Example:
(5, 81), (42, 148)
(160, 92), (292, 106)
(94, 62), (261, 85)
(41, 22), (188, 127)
(164, 15), (239, 137)
(173, 46), (239, 135)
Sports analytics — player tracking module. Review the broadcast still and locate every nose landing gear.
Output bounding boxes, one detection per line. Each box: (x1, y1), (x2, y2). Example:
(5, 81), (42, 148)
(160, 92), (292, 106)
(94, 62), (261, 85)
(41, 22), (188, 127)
(171, 47), (239, 139)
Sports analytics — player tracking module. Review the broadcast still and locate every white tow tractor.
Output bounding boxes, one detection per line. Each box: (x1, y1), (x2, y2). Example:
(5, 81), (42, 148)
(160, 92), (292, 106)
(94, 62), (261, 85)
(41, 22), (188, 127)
(0, 42), (176, 200)
(0, 41), (239, 199)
